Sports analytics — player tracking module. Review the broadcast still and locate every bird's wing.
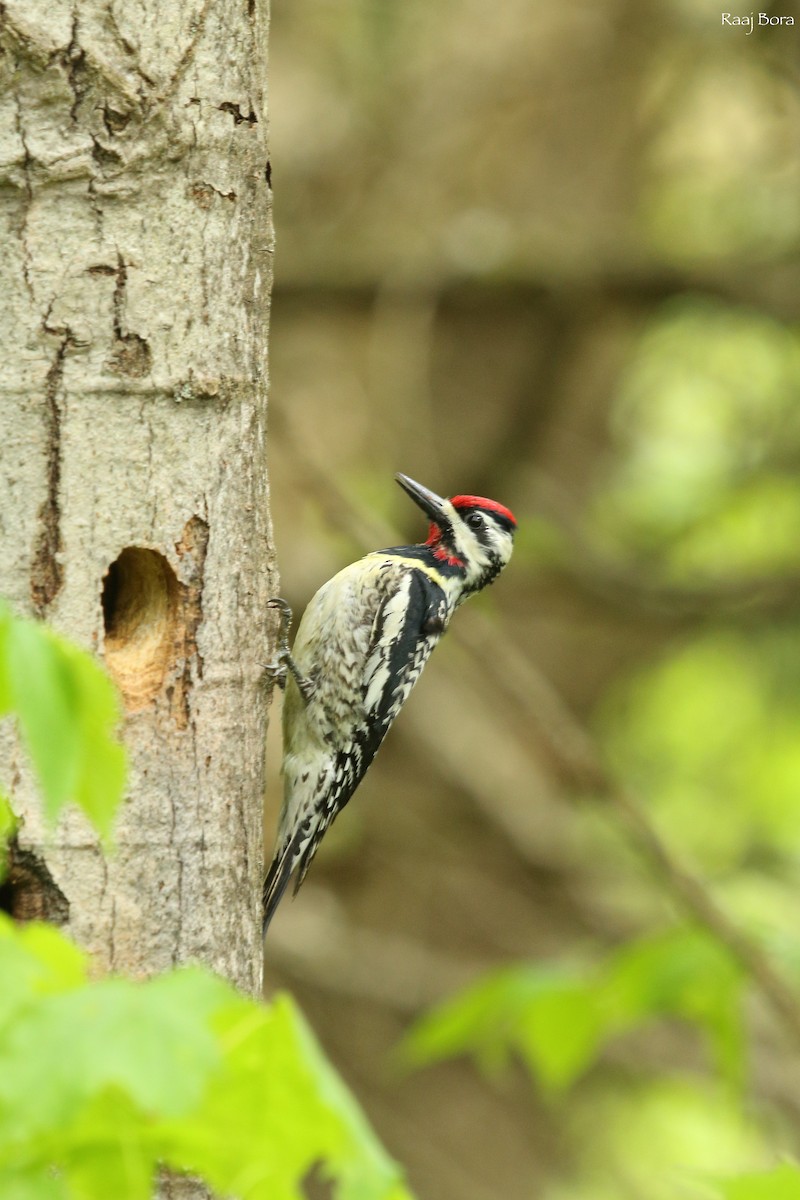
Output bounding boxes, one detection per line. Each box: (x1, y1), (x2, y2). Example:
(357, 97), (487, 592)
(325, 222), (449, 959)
(362, 566), (447, 733)
(293, 567), (447, 890)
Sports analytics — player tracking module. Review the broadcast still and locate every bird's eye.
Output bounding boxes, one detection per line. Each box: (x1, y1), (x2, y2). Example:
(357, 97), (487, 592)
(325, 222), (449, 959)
(466, 512), (484, 530)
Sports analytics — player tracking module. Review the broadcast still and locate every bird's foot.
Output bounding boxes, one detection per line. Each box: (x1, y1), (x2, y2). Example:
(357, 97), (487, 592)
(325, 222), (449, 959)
(264, 598), (317, 703)
(263, 653), (288, 690)
(264, 598), (293, 690)
(267, 597), (294, 647)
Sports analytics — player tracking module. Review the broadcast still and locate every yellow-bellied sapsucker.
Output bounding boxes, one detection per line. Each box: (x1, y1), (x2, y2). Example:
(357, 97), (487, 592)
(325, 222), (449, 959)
(262, 472), (517, 933)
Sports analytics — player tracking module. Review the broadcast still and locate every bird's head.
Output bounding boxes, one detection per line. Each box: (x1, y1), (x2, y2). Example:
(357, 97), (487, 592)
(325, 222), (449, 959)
(396, 473), (517, 596)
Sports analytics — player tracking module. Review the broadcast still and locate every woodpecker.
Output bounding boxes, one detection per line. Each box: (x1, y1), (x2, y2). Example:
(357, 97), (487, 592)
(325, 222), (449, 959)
(262, 472), (517, 934)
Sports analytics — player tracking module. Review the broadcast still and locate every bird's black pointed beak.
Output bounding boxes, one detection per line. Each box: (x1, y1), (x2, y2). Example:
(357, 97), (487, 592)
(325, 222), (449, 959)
(395, 473), (451, 531)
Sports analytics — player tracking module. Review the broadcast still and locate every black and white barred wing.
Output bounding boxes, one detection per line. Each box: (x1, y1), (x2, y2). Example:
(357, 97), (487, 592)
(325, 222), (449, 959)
(362, 567), (447, 736)
(291, 568), (448, 886)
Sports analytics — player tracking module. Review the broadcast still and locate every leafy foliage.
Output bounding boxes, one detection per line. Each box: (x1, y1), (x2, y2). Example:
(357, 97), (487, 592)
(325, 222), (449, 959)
(591, 301), (800, 577)
(402, 927), (744, 1094)
(0, 607), (126, 840)
(0, 915), (411, 1200)
(598, 631), (800, 874)
(0, 608), (413, 1200)
(714, 1164), (800, 1200)
(0, 792), (14, 878)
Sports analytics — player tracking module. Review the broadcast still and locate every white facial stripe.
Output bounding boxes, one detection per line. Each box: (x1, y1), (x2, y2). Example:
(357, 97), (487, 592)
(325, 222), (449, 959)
(447, 505), (515, 586)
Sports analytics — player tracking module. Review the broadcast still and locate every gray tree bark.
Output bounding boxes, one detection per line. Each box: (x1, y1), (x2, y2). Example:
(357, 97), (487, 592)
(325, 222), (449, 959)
(0, 0), (273, 996)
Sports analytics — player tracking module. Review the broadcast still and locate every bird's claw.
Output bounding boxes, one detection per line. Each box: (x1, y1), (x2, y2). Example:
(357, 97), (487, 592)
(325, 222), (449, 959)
(263, 650), (289, 690)
(267, 596), (293, 620)
(264, 598), (294, 689)
(264, 597), (317, 703)
(267, 598), (293, 649)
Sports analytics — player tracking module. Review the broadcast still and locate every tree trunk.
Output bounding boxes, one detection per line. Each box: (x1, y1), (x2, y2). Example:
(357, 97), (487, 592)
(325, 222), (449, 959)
(0, 0), (273, 995)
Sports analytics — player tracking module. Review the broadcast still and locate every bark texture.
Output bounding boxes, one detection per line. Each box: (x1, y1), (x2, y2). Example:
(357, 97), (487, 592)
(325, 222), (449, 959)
(0, 0), (273, 993)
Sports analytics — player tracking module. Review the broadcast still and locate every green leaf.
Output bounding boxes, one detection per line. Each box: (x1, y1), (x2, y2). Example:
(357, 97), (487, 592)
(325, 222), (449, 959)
(64, 642), (126, 842)
(0, 925), (412, 1200)
(3, 615), (126, 839)
(0, 793), (15, 882)
(0, 968), (228, 1142)
(9, 919), (87, 992)
(400, 966), (541, 1074)
(403, 926), (746, 1099)
(5, 618), (79, 819)
(60, 1090), (156, 1200)
(0, 914), (86, 1031)
(717, 1163), (800, 1200)
(0, 793), (16, 845)
(280, 998), (412, 1200)
(166, 993), (412, 1200)
(0, 607), (11, 716)
(0, 1091), (156, 1200)
(515, 981), (604, 1093)
(0, 937), (230, 1197)
(602, 928), (745, 1084)
(0, 1166), (69, 1200)
(400, 964), (602, 1090)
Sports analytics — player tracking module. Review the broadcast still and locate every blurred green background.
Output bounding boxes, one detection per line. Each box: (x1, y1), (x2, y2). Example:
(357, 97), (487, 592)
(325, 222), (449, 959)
(262, 2), (800, 1197)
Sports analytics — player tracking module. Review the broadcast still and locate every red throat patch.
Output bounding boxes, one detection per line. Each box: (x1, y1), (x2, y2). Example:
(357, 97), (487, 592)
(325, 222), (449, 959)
(425, 523), (464, 566)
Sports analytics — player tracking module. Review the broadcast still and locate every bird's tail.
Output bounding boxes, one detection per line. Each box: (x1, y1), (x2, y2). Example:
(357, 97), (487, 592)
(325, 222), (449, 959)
(262, 838), (298, 936)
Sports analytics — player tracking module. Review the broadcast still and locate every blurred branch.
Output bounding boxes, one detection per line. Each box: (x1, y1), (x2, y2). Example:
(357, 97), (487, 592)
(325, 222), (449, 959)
(275, 263), (800, 324)
(558, 560), (800, 624)
(274, 421), (800, 1049)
